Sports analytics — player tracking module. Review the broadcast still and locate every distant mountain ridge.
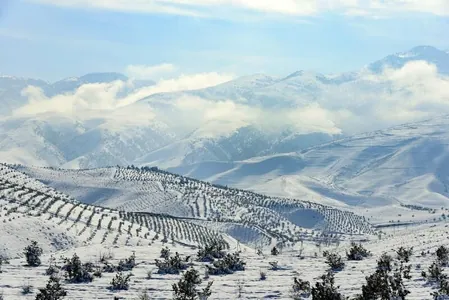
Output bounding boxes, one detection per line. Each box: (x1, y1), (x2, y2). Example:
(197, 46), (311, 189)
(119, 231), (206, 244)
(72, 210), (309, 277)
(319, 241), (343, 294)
(168, 115), (449, 223)
(0, 45), (447, 170)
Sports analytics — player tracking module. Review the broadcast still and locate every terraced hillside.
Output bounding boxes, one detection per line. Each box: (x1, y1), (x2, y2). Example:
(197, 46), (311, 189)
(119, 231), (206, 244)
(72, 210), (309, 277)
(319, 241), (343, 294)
(17, 165), (375, 246)
(0, 164), (227, 258)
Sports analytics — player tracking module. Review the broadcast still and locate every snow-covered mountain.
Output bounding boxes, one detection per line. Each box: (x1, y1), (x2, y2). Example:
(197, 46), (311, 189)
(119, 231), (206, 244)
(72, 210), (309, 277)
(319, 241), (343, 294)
(168, 115), (449, 225)
(368, 45), (449, 74)
(0, 45), (448, 170)
(0, 116), (176, 168)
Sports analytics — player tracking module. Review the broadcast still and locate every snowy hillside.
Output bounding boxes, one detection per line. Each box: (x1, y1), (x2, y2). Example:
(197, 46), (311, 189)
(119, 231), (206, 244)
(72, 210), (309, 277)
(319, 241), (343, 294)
(0, 164), (228, 259)
(0, 116), (176, 168)
(170, 116), (449, 225)
(134, 126), (335, 169)
(16, 165), (374, 246)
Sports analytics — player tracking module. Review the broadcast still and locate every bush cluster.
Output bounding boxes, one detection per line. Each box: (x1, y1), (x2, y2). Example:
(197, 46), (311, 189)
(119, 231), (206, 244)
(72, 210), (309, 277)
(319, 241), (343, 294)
(197, 241), (226, 262)
(323, 251), (345, 271)
(156, 252), (189, 274)
(206, 252), (245, 276)
(62, 253), (94, 283)
(346, 242), (371, 261)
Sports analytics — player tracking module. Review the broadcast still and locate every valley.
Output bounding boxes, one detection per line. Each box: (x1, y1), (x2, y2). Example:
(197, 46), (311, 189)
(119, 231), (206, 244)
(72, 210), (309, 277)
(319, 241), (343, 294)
(1, 44), (449, 299)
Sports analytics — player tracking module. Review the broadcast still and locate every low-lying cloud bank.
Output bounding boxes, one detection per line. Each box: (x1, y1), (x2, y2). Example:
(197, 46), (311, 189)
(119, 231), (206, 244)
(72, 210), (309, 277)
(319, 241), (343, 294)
(11, 60), (449, 138)
(14, 70), (235, 115)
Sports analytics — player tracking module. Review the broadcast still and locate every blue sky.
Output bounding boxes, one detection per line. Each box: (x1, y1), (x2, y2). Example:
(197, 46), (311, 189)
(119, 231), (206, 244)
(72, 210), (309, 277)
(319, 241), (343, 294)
(0, 0), (448, 81)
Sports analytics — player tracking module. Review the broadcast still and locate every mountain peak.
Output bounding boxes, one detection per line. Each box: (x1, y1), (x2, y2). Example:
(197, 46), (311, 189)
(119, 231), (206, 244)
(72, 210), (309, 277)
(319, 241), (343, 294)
(408, 45), (439, 53)
(78, 72), (128, 83)
(215, 73), (276, 89)
(368, 45), (449, 74)
(280, 70), (356, 84)
(396, 45), (443, 58)
(281, 70), (307, 81)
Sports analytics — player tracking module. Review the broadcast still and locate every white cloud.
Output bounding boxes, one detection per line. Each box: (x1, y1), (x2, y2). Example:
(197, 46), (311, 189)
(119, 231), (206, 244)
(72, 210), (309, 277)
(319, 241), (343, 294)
(369, 0), (449, 16)
(13, 71), (235, 117)
(286, 103), (343, 135)
(318, 60), (449, 132)
(153, 95), (342, 137)
(126, 64), (176, 80)
(16, 81), (128, 116)
(119, 72), (234, 107)
(165, 96), (260, 137)
(28, 0), (449, 17)
(367, 61), (449, 124)
(11, 60), (449, 139)
(29, 0), (203, 16)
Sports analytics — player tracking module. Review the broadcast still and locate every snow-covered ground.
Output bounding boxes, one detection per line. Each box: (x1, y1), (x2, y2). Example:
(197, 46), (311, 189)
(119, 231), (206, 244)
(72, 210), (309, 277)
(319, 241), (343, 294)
(1, 161), (449, 299)
(1, 220), (449, 299)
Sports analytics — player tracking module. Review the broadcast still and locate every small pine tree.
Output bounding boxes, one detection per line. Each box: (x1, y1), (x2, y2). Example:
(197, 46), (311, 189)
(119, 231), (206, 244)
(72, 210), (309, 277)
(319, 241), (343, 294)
(377, 253), (393, 272)
(46, 255), (60, 276)
(35, 275), (67, 300)
(396, 247), (413, 263)
(198, 281), (213, 300)
(62, 253), (94, 283)
(311, 272), (344, 300)
(346, 242), (371, 261)
(23, 241), (43, 267)
(323, 251), (345, 271)
(437, 246), (449, 265)
(426, 261), (447, 282)
(390, 268), (410, 300)
(291, 277), (311, 299)
(357, 250), (412, 300)
(110, 272), (132, 290)
(356, 269), (389, 300)
(172, 268), (213, 300)
(161, 247), (171, 259)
